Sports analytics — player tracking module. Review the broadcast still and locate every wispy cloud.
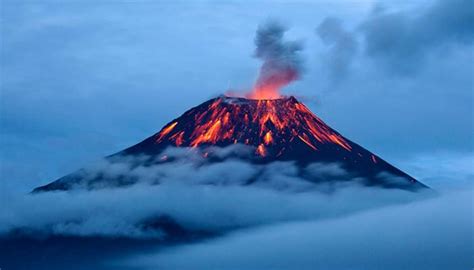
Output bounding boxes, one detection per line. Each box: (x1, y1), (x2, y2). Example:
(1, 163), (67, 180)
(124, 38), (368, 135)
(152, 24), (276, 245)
(1, 149), (431, 239)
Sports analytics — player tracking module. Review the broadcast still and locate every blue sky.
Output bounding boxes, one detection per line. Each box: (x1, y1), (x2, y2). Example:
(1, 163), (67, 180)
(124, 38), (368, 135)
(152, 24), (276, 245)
(1, 0), (473, 193)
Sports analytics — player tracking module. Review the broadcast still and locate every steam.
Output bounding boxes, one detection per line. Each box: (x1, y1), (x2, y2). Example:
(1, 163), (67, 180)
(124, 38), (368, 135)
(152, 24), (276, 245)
(247, 21), (304, 99)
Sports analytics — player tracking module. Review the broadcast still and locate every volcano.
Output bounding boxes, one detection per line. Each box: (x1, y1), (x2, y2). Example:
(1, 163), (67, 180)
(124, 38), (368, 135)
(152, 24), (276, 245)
(33, 95), (426, 192)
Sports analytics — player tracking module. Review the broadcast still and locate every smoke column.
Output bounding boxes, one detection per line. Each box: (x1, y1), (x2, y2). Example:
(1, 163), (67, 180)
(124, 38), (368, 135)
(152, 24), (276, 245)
(247, 21), (303, 99)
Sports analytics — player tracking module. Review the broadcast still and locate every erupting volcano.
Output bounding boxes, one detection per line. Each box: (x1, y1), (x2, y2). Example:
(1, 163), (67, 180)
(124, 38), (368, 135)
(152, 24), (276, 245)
(140, 96), (353, 156)
(33, 22), (426, 193)
(34, 95), (426, 192)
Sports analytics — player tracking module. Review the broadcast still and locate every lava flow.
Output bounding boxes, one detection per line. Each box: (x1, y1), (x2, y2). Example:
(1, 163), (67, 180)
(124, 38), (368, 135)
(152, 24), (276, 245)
(154, 96), (353, 158)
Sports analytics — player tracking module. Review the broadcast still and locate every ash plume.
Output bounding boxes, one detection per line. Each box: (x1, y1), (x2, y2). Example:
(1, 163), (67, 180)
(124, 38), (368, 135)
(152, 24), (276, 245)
(248, 21), (304, 99)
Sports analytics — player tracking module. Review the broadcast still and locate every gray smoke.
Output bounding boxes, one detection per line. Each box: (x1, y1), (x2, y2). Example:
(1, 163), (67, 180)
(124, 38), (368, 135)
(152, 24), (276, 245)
(360, 0), (474, 74)
(251, 21), (304, 97)
(317, 17), (358, 81)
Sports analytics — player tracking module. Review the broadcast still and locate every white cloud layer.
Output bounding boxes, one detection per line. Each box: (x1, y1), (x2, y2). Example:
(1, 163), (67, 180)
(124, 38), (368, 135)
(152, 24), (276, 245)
(0, 178), (430, 239)
(0, 146), (440, 240)
(119, 188), (473, 270)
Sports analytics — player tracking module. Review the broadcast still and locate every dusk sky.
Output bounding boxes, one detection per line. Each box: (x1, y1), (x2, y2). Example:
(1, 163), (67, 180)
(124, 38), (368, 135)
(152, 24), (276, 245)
(1, 1), (473, 269)
(2, 0), (472, 194)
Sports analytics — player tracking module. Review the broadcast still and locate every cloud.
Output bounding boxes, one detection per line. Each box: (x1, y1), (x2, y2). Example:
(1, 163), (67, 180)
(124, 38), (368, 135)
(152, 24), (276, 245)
(120, 188), (473, 270)
(0, 149), (431, 239)
(314, 0), (473, 77)
(0, 183), (428, 239)
(316, 17), (358, 80)
(360, 0), (474, 74)
(33, 145), (423, 192)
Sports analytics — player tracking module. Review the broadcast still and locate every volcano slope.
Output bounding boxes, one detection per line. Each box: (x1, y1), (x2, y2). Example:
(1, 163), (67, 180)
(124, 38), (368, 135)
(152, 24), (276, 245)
(33, 96), (427, 192)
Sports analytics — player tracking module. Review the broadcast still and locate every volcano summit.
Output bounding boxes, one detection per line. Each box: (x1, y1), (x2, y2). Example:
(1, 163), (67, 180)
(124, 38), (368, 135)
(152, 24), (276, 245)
(34, 95), (426, 192)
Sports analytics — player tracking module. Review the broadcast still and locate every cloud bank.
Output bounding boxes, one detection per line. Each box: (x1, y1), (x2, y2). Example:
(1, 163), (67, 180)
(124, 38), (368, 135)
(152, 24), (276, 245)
(1, 183), (428, 239)
(1, 146), (431, 239)
(120, 188), (473, 270)
(35, 145), (427, 193)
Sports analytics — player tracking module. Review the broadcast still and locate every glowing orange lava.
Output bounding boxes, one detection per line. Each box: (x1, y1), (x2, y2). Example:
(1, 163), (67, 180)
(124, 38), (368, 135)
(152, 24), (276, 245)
(256, 144), (267, 156)
(371, 155), (378, 163)
(264, 131), (273, 145)
(246, 85), (282, 100)
(156, 121), (178, 142)
(298, 134), (318, 150)
(155, 96), (354, 157)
